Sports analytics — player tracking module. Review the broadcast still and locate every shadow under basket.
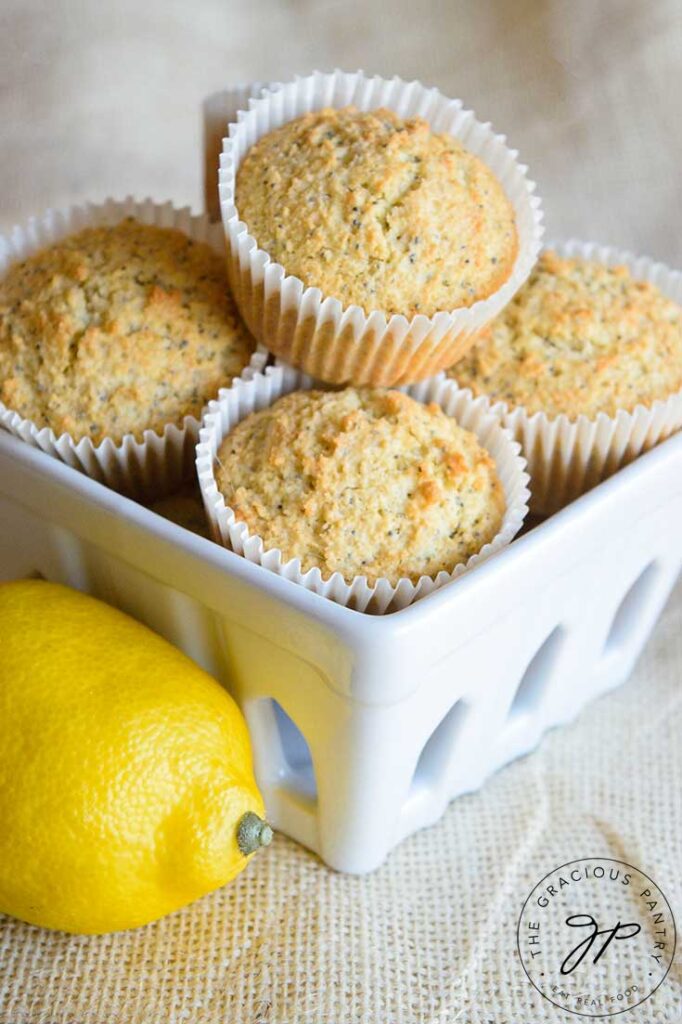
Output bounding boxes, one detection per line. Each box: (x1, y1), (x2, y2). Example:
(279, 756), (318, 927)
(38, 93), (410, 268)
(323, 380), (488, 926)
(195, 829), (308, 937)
(0, 427), (680, 873)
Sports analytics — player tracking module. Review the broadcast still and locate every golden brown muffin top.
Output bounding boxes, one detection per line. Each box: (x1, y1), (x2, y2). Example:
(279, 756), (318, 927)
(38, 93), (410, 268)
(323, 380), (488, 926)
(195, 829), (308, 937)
(215, 387), (505, 585)
(449, 251), (682, 419)
(0, 219), (255, 443)
(235, 106), (518, 318)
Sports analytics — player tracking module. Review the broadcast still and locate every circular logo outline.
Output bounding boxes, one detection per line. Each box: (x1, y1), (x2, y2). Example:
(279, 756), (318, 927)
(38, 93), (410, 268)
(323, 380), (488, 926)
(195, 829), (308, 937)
(516, 857), (677, 1018)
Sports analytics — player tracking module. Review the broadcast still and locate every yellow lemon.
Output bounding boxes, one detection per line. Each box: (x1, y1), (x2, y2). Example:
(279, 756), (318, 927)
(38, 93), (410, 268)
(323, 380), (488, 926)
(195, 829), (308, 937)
(0, 579), (271, 934)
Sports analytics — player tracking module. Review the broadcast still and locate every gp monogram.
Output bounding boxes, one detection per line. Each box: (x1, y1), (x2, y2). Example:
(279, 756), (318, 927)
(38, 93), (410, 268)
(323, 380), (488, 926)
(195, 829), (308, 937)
(517, 858), (676, 1017)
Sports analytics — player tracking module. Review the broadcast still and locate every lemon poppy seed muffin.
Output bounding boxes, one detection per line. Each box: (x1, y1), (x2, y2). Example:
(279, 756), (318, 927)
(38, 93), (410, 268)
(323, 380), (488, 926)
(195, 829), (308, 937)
(0, 219), (255, 443)
(449, 251), (682, 419)
(236, 106), (518, 319)
(215, 388), (505, 585)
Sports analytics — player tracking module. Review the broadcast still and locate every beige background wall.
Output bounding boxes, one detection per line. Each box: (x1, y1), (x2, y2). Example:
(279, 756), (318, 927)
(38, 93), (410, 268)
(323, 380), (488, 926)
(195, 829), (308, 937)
(1, 0), (681, 264)
(1, 6), (682, 1022)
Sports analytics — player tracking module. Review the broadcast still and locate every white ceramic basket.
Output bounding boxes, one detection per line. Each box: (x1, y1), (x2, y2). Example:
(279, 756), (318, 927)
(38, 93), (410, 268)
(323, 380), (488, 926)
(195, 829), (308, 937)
(1, 426), (680, 873)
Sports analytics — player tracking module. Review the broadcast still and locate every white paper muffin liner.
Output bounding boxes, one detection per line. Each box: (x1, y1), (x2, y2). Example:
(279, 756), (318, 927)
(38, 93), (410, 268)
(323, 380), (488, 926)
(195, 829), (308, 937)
(218, 69), (544, 388)
(0, 198), (267, 499)
(196, 365), (530, 614)
(448, 240), (682, 516)
(204, 83), (270, 222)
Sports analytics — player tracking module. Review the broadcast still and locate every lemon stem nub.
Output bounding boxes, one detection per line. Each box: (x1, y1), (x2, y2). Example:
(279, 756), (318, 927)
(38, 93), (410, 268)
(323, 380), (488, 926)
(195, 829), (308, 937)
(237, 812), (273, 855)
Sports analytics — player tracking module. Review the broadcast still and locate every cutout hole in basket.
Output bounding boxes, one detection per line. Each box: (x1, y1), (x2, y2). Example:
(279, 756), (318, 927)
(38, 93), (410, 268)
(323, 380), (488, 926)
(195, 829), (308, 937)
(271, 700), (317, 803)
(605, 562), (660, 655)
(411, 699), (469, 793)
(509, 625), (565, 719)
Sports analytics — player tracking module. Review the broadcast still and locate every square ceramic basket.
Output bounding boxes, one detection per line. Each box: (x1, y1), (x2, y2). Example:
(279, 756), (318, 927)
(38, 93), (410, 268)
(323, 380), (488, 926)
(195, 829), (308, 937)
(1, 426), (680, 873)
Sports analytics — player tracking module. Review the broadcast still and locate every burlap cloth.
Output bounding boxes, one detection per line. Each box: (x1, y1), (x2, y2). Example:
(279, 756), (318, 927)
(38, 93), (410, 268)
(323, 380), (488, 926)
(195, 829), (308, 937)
(0, 580), (679, 1024)
(1, 1), (681, 1020)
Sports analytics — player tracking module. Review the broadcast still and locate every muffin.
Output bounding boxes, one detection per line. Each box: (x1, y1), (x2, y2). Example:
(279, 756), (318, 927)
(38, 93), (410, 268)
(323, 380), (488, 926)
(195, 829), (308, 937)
(448, 244), (682, 514)
(449, 250), (682, 418)
(213, 387), (505, 586)
(220, 71), (543, 387)
(236, 106), (518, 319)
(0, 217), (255, 444)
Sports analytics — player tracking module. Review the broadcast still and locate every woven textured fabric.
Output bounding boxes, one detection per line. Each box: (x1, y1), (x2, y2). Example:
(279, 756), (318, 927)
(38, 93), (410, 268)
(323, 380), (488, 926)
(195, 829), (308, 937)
(1, 580), (680, 1024)
(1, 1), (682, 1019)
(1, 0), (681, 270)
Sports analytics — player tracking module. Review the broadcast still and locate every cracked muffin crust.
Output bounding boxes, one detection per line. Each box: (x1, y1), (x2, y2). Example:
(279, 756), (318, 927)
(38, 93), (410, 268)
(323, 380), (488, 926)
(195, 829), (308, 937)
(215, 387), (505, 585)
(235, 106), (518, 319)
(449, 251), (682, 419)
(0, 218), (255, 443)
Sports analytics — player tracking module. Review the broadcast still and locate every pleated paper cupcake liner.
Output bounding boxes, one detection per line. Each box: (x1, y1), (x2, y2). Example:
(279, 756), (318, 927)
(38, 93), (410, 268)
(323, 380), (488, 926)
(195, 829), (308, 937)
(218, 69), (544, 387)
(196, 365), (530, 614)
(204, 82), (271, 221)
(448, 240), (682, 516)
(0, 198), (267, 500)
